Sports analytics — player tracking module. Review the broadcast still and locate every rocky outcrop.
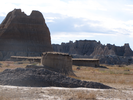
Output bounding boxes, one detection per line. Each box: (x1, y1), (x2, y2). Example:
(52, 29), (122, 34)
(53, 40), (133, 64)
(0, 9), (53, 60)
(0, 68), (112, 89)
(42, 52), (75, 76)
(123, 43), (133, 56)
(53, 40), (100, 56)
(91, 43), (133, 64)
(93, 55), (132, 65)
(90, 45), (116, 57)
(53, 40), (133, 57)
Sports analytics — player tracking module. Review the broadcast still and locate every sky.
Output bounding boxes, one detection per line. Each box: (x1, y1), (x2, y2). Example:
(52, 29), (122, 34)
(0, 0), (133, 49)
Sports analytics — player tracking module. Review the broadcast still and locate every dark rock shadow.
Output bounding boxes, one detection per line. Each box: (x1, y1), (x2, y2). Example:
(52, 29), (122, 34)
(0, 68), (113, 89)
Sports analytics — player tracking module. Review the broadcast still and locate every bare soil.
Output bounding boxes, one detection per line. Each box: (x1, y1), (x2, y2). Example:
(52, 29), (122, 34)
(0, 61), (133, 100)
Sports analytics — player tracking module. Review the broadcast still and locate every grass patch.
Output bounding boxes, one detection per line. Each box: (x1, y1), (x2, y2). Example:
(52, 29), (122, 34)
(0, 61), (40, 72)
(72, 64), (133, 85)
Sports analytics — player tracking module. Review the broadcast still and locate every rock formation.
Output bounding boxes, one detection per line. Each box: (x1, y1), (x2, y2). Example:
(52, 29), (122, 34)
(72, 58), (99, 67)
(53, 40), (133, 57)
(0, 9), (53, 60)
(52, 40), (133, 64)
(41, 52), (75, 76)
(53, 40), (100, 56)
(0, 68), (112, 89)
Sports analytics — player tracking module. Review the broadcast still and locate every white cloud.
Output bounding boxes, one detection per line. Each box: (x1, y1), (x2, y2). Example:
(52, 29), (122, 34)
(51, 32), (93, 44)
(51, 32), (117, 44)
(124, 5), (133, 13)
(0, 0), (106, 17)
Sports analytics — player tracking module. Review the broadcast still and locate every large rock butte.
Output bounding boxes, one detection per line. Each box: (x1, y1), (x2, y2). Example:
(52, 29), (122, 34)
(0, 9), (53, 60)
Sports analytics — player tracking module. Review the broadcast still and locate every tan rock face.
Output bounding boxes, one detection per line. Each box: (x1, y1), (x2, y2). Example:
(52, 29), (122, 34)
(41, 52), (75, 76)
(0, 9), (53, 60)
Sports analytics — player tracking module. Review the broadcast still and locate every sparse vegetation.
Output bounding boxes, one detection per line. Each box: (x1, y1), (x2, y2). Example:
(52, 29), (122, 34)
(76, 91), (96, 100)
(1, 61), (133, 85)
(47, 89), (97, 100)
(72, 64), (133, 86)
(0, 61), (32, 72)
(0, 61), (133, 99)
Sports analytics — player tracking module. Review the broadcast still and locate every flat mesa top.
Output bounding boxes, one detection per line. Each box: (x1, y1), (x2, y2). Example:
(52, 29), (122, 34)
(11, 56), (41, 59)
(72, 58), (99, 61)
(42, 52), (70, 56)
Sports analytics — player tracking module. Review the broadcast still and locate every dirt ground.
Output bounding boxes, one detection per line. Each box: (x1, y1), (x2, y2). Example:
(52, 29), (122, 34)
(0, 85), (133, 100)
(0, 61), (133, 100)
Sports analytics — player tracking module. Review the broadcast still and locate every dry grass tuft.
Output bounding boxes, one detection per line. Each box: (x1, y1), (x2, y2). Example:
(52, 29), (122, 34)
(0, 60), (38, 72)
(72, 64), (133, 86)
(46, 88), (97, 100)
(0, 96), (10, 100)
(76, 91), (96, 100)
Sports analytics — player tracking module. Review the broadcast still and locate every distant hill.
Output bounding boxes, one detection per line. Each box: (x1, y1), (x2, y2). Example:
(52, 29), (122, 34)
(52, 40), (133, 64)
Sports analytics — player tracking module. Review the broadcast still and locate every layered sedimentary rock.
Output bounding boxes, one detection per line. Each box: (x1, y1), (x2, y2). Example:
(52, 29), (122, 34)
(53, 40), (133, 57)
(41, 52), (75, 76)
(53, 40), (100, 56)
(53, 40), (133, 64)
(72, 58), (99, 67)
(0, 9), (53, 60)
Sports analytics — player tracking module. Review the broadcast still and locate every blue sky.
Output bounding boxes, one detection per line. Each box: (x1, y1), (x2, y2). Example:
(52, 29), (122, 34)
(0, 0), (133, 49)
